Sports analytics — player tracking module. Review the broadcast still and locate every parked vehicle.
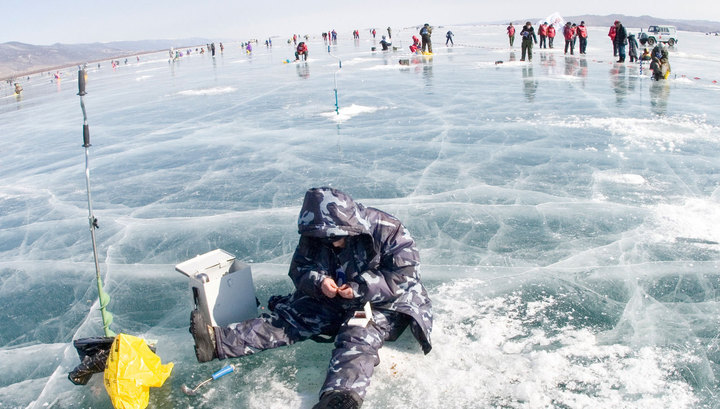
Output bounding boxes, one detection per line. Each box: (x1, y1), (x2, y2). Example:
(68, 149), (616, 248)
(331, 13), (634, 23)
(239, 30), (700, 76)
(639, 25), (678, 46)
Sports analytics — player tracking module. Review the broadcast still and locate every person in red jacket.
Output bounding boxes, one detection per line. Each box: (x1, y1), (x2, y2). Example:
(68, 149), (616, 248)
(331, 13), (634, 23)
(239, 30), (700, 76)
(608, 22), (617, 57)
(295, 42), (308, 61)
(547, 24), (556, 48)
(577, 21), (588, 54)
(563, 22), (575, 55)
(538, 22), (548, 49)
(507, 22), (516, 47)
(409, 35), (422, 53)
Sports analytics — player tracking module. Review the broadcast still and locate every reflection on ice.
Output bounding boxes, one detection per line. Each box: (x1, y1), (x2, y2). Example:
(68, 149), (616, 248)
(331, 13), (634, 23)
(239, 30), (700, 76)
(522, 66), (538, 101)
(0, 24), (719, 409)
(650, 80), (671, 115)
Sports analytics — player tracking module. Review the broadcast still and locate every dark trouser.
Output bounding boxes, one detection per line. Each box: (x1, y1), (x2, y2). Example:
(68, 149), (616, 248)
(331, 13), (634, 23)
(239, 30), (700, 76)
(616, 43), (626, 61)
(539, 35), (546, 48)
(612, 41), (618, 56)
(521, 39), (533, 60)
(295, 51), (307, 60)
(548, 37), (554, 48)
(215, 295), (406, 399)
(509, 35), (515, 47)
(446, 37), (453, 46)
(579, 37), (587, 54)
(422, 35), (432, 53)
(650, 61), (669, 80)
(628, 47), (637, 62)
(650, 61), (660, 79)
(564, 39), (574, 54)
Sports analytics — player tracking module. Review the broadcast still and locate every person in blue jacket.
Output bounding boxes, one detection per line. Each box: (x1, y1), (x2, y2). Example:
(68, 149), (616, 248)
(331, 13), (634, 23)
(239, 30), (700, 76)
(190, 187), (433, 409)
(446, 30), (454, 46)
(420, 23), (433, 53)
(379, 36), (392, 50)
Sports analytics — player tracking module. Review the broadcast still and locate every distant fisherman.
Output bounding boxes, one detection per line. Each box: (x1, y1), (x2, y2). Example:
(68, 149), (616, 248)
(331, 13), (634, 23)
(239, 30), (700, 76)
(547, 24), (556, 48)
(614, 21), (628, 63)
(608, 22), (618, 57)
(409, 35), (422, 53)
(563, 22), (575, 55)
(379, 36), (392, 51)
(420, 23), (433, 54)
(296, 41), (308, 61)
(520, 21), (537, 62)
(627, 34), (639, 62)
(577, 21), (588, 55)
(507, 22), (516, 47)
(650, 44), (671, 80)
(538, 22), (548, 49)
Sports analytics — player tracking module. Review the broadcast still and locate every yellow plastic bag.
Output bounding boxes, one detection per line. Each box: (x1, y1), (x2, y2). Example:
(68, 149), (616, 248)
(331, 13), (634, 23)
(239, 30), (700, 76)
(103, 334), (174, 409)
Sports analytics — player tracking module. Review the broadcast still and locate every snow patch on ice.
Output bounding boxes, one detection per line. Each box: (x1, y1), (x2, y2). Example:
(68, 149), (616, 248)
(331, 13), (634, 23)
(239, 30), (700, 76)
(652, 197), (720, 244)
(177, 86), (236, 96)
(320, 104), (381, 122)
(593, 171), (647, 185)
(369, 279), (700, 409)
(520, 114), (718, 152)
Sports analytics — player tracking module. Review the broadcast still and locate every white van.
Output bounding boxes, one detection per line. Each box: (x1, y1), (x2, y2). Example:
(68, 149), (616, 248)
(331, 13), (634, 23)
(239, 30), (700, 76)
(639, 25), (678, 46)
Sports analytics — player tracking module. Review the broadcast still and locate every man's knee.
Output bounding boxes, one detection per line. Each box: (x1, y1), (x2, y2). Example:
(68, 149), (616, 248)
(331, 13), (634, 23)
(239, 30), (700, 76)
(335, 324), (384, 352)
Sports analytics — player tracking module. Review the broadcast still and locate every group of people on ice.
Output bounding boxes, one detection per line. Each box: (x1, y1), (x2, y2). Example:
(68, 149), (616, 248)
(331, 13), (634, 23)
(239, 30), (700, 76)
(406, 24), (435, 54)
(508, 20), (589, 59)
(507, 19), (670, 80)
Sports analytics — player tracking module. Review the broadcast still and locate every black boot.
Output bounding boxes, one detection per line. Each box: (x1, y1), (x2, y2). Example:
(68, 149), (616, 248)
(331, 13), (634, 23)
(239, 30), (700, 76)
(313, 391), (363, 409)
(189, 310), (217, 363)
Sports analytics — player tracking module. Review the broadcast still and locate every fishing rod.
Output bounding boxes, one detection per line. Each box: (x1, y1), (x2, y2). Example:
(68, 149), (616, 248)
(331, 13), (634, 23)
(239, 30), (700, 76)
(78, 65), (115, 338)
(327, 45), (342, 114)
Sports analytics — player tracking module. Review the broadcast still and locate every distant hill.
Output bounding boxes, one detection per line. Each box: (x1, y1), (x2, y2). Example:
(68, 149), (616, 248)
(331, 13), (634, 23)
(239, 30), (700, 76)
(514, 14), (720, 32)
(0, 38), (211, 80)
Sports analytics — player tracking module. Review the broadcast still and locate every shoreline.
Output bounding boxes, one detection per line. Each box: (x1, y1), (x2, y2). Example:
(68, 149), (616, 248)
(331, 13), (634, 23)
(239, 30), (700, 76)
(1, 44), (206, 82)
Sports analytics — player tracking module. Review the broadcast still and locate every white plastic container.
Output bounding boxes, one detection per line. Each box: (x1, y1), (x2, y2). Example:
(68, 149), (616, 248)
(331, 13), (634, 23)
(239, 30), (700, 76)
(175, 249), (257, 327)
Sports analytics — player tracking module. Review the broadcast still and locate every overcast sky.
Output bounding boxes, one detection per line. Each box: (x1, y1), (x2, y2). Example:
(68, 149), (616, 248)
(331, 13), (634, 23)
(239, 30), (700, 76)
(3, 0), (719, 45)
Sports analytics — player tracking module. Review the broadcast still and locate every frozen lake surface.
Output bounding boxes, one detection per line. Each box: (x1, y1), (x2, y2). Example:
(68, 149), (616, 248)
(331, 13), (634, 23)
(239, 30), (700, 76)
(1, 25), (720, 408)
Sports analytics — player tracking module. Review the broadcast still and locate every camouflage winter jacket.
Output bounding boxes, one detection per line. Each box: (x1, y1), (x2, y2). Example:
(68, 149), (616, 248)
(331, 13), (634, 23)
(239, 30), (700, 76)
(288, 187), (433, 354)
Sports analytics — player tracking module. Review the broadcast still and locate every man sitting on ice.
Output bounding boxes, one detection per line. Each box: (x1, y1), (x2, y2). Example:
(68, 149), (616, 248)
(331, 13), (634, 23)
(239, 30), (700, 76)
(190, 187), (433, 409)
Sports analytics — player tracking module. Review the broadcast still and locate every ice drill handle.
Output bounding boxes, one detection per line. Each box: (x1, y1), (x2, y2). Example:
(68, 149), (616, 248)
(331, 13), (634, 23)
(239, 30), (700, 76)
(78, 68), (91, 147)
(78, 68), (87, 96)
(83, 124), (90, 147)
(212, 365), (235, 380)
